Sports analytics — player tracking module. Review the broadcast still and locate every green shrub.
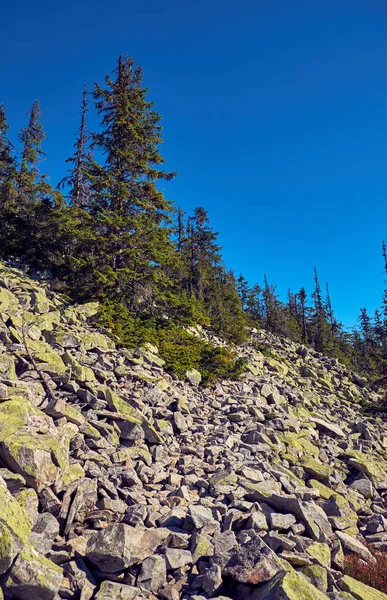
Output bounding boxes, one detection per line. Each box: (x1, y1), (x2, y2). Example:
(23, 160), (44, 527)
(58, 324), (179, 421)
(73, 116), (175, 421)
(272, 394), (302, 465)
(344, 544), (387, 594)
(97, 300), (246, 385)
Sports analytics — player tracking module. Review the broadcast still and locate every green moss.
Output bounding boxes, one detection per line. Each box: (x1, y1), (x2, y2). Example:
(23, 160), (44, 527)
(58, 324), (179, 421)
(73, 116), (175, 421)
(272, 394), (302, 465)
(285, 454), (333, 479)
(256, 570), (330, 599)
(339, 575), (387, 600)
(105, 388), (162, 444)
(301, 565), (328, 592)
(279, 431), (320, 457)
(306, 542), (331, 567)
(342, 450), (387, 485)
(191, 533), (214, 563)
(0, 479), (31, 574)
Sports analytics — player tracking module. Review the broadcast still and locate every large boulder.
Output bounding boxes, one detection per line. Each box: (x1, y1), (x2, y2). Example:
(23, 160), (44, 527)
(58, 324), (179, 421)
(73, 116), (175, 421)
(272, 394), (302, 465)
(2, 544), (63, 600)
(86, 523), (143, 573)
(0, 476), (31, 575)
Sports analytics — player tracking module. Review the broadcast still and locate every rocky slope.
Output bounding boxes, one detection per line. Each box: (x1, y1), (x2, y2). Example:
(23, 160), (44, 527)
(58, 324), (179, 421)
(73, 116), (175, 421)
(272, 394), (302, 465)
(0, 262), (387, 599)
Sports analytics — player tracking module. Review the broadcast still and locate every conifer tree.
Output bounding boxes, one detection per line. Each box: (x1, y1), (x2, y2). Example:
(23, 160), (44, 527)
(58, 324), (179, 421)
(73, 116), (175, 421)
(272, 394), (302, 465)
(297, 287), (308, 343)
(0, 105), (15, 193)
(59, 85), (91, 207)
(18, 100), (47, 203)
(237, 274), (250, 310)
(263, 275), (284, 335)
(0, 105), (18, 255)
(88, 55), (176, 309)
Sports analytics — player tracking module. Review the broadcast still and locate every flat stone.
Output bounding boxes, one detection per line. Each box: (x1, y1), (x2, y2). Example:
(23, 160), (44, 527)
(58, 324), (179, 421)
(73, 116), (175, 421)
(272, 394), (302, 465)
(165, 548), (193, 570)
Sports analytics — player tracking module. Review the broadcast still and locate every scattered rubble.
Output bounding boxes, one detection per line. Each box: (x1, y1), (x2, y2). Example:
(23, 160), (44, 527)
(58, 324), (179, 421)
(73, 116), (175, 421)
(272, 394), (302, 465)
(0, 261), (386, 599)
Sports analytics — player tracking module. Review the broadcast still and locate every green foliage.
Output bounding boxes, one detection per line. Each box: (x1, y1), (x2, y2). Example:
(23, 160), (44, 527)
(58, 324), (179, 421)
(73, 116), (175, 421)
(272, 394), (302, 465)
(98, 300), (246, 385)
(344, 544), (387, 594)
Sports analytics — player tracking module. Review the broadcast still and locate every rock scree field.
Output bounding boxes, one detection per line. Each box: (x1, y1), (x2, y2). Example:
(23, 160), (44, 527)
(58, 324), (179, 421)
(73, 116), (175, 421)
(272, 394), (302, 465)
(0, 261), (387, 599)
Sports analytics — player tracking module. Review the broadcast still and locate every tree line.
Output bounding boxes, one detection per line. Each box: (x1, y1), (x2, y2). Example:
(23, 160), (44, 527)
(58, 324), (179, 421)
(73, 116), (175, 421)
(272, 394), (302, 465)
(0, 55), (385, 383)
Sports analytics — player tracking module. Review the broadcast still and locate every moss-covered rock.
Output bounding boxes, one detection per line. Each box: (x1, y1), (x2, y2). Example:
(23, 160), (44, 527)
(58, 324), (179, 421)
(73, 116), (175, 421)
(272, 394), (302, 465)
(342, 450), (387, 486)
(3, 543), (63, 600)
(0, 476), (31, 575)
(253, 569), (330, 599)
(104, 388), (162, 444)
(301, 564), (328, 592)
(306, 542), (330, 567)
(285, 454), (333, 480)
(338, 575), (387, 600)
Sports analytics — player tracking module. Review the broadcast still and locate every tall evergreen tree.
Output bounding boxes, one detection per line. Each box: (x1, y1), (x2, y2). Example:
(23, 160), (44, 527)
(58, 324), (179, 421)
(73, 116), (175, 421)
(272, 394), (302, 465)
(0, 105), (15, 192)
(59, 85), (91, 207)
(88, 55), (177, 309)
(18, 100), (47, 203)
(237, 274), (249, 310)
(297, 287), (308, 343)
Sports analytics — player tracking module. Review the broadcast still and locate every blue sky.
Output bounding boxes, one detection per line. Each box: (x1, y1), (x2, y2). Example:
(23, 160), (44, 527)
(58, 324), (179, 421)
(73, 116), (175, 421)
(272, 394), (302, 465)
(2, 0), (387, 328)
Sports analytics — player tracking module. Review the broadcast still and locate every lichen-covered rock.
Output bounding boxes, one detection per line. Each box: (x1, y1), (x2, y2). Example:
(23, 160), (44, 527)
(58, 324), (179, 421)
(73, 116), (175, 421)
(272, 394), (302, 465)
(94, 581), (139, 600)
(0, 476), (31, 575)
(252, 569), (330, 599)
(86, 523), (143, 573)
(338, 575), (387, 600)
(2, 544), (63, 600)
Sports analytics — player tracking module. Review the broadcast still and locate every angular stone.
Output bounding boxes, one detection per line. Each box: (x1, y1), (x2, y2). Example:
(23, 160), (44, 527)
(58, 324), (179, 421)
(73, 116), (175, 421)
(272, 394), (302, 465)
(202, 563), (223, 596)
(270, 513), (296, 530)
(45, 397), (85, 426)
(338, 575), (387, 600)
(3, 544), (63, 600)
(336, 531), (375, 562)
(86, 523), (143, 573)
(94, 581), (139, 600)
(222, 533), (283, 584)
(165, 548), (193, 570)
(29, 513), (60, 555)
(185, 369), (202, 386)
(310, 417), (345, 438)
(252, 570), (330, 599)
(189, 504), (215, 529)
(0, 475), (31, 575)
(137, 555), (167, 592)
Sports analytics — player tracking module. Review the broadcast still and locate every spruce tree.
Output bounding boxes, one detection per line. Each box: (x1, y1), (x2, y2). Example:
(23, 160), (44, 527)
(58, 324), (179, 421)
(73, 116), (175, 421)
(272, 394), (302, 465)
(0, 105), (18, 256)
(297, 287), (308, 343)
(59, 85), (91, 207)
(88, 55), (176, 309)
(18, 100), (47, 203)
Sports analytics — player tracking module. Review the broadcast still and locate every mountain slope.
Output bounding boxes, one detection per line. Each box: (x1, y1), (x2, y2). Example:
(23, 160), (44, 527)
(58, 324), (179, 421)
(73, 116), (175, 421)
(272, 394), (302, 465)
(0, 261), (386, 599)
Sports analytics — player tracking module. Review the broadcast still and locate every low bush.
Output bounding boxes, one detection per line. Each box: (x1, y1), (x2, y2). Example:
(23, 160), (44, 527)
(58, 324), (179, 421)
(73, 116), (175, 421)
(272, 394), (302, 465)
(98, 300), (246, 385)
(344, 545), (387, 594)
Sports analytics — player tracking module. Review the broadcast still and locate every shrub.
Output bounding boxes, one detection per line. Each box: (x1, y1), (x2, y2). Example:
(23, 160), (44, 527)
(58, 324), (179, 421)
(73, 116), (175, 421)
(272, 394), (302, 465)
(97, 300), (246, 385)
(344, 545), (387, 594)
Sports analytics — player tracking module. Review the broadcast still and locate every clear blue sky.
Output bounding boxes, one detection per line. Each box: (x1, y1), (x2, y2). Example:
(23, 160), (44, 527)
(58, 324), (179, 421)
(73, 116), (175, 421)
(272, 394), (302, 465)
(2, 0), (387, 328)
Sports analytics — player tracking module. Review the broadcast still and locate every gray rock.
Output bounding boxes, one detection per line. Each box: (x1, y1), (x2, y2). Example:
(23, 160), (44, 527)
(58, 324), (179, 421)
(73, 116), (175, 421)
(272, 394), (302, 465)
(3, 545), (63, 600)
(165, 548), (193, 570)
(94, 581), (139, 600)
(86, 523), (143, 573)
(137, 555), (167, 592)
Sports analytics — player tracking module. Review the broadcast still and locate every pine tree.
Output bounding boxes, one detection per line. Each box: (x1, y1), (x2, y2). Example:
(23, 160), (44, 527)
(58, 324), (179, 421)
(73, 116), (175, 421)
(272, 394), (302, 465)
(59, 85), (91, 207)
(297, 287), (308, 343)
(263, 275), (284, 335)
(87, 55), (177, 309)
(237, 274), (250, 309)
(186, 207), (221, 300)
(0, 105), (16, 193)
(246, 283), (263, 322)
(0, 105), (18, 256)
(311, 267), (327, 352)
(18, 100), (47, 203)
